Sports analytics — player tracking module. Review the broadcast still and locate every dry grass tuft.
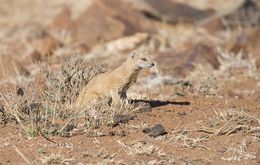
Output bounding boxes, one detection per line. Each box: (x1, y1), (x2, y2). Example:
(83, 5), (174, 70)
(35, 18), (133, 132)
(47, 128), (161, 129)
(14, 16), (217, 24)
(2, 85), (44, 138)
(220, 140), (256, 161)
(172, 67), (221, 97)
(74, 100), (140, 129)
(168, 109), (259, 151)
(217, 49), (259, 79)
(117, 140), (166, 157)
(170, 127), (210, 150)
(2, 56), (141, 138)
(42, 56), (104, 104)
(126, 141), (159, 156)
(40, 153), (73, 164)
(117, 140), (176, 164)
(197, 109), (260, 138)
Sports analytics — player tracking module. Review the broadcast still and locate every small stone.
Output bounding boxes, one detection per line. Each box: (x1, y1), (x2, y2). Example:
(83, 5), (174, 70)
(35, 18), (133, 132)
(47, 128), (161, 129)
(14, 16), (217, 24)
(29, 50), (42, 63)
(16, 87), (24, 96)
(112, 114), (136, 127)
(108, 131), (115, 136)
(63, 124), (76, 132)
(143, 124), (167, 137)
(22, 103), (42, 114)
(134, 102), (152, 113)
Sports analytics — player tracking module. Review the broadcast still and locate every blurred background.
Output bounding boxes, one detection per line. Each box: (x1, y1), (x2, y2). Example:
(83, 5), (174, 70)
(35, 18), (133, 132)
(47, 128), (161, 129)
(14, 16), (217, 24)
(0, 1), (259, 164)
(0, 0), (259, 98)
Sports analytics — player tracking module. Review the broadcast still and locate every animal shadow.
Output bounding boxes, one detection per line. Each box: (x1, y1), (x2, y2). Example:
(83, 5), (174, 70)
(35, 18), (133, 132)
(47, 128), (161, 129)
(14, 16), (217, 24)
(131, 99), (190, 108)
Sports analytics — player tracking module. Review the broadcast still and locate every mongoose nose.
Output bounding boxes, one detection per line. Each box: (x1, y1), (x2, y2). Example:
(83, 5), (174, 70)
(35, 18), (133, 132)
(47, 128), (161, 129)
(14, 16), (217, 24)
(151, 63), (155, 67)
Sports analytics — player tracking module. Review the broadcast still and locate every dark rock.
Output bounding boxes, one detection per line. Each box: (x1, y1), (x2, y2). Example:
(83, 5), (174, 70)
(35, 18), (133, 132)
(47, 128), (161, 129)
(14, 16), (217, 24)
(22, 103), (42, 114)
(71, 0), (154, 47)
(136, 106), (152, 113)
(63, 124), (76, 132)
(16, 87), (24, 96)
(143, 124), (167, 137)
(112, 114), (136, 127)
(141, 0), (214, 24)
(108, 131), (115, 136)
(134, 102), (152, 113)
(29, 50), (42, 63)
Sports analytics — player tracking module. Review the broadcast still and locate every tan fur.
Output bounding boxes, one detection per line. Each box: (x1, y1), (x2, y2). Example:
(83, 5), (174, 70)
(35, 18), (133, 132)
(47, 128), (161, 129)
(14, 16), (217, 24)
(75, 50), (154, 109)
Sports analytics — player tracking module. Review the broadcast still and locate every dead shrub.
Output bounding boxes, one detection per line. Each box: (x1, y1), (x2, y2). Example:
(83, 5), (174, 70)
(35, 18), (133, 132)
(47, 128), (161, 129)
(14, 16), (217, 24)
(168, 109), (259, 150)
(42, 56), (105, 104)
(2, 85), (44, 138)
(72, 100), (140, 129)
(220, 140), (256, 161)
(169, 127), (210, 150)
(3, 56), (141, 138)
(197, 109), (260, 138)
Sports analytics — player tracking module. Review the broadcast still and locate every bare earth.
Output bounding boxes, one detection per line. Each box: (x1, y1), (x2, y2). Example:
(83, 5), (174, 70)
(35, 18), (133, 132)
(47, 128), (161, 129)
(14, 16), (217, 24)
(0, 0), (259, 164)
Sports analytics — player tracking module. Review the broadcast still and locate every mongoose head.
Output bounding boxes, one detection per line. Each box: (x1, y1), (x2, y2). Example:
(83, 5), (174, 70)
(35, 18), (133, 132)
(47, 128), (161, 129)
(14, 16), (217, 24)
(129, 50), (155, 69)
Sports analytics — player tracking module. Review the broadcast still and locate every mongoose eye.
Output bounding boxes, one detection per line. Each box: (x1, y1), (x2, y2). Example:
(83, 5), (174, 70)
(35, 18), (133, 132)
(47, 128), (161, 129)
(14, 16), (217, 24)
(141, 58), (147, 61)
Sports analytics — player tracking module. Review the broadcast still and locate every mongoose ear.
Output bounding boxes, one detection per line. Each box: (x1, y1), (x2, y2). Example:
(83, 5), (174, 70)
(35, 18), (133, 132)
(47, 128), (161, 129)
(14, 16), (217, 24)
(130, 50), (137, 59)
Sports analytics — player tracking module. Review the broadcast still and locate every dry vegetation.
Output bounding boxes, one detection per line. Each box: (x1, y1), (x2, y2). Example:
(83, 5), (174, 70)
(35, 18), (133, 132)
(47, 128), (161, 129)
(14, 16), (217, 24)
(0, 0), (259, 164)
(1, 56), (143, 141)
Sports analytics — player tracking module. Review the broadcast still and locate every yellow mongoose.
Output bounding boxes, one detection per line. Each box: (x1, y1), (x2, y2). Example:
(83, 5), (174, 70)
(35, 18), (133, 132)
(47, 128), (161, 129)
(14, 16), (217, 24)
(75, 50), (155, 109)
